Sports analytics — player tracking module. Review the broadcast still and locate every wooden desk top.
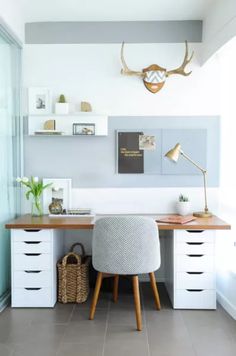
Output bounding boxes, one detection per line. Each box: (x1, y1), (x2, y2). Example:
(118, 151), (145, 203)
(5, 214), (231, 231)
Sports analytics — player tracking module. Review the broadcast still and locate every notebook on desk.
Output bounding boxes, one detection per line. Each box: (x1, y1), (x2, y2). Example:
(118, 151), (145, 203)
(49, 208), (94, 217)
(156, 215), (197, 224)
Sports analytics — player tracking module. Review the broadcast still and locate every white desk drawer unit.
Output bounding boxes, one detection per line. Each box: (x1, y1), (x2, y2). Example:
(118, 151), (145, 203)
(14, 241), (51, 254)
(173, 230), (216, 309)
(14, 271), (51, 288)
(175, 289), (216, 309)
(13, 229), (51, 242)
(176, 272), (215, 290)
(13, 253), (51, 271)
(13, 288), (52, 308)
(11, 229), (63, 308)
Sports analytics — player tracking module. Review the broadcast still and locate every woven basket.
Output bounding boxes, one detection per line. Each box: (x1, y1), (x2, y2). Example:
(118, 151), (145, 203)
(57, 243), (91, 303)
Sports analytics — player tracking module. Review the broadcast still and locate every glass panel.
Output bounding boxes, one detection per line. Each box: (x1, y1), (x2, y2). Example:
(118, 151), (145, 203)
(0, 30), (21, 303)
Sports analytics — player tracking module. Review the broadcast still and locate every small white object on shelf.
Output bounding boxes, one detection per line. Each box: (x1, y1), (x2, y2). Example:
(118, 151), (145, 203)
(55, 102), (69, 115)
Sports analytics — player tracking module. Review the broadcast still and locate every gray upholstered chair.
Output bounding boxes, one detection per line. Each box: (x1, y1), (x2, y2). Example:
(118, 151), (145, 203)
(89, 216), (161, 331)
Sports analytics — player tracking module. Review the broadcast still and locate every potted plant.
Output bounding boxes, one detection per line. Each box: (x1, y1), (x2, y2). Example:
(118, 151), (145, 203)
(16, 176), (52, 216)
(176, 194), (191, 216)
(55, 94), (69, 114)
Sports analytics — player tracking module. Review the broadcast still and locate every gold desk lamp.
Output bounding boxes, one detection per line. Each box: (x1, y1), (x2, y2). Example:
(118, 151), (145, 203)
(165, 143), (212, 218)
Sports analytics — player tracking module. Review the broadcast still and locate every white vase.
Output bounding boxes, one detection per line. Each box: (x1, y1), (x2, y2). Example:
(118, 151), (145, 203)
(176, 201), (191, 216)
(55, 102), (69, 115)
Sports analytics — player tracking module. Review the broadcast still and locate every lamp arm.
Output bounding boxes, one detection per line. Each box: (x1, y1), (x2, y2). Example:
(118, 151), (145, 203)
(180, 151), (209, 213)
(180, 151), (206, 173)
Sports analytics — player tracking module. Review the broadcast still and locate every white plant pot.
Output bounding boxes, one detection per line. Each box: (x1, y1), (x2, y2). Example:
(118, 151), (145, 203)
(55, 103), (69, 115)
(176, 201), (191, 216)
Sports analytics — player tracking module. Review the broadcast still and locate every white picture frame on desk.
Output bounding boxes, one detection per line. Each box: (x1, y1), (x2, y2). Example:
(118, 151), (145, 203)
(28, 87), (51, 115)
(43, 178), (72, 214)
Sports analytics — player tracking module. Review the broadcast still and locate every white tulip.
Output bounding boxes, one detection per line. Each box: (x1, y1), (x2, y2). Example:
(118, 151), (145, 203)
(33, 177), (39, 183)
(22, 177), (29, 183)
(16, 177), (21, 183)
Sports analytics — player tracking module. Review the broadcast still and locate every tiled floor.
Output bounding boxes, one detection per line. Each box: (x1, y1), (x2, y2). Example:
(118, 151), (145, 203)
(0, 283), (236, 356)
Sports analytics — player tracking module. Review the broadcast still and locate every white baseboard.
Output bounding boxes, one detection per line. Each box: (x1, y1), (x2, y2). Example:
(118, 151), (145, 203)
(0, 291), (10, 313)
(217, 290), (236, 320)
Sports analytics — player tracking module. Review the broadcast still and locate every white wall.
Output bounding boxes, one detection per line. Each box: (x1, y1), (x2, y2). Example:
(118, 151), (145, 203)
(23, 43), (220, 116)
(0, 0), (24, 41)
(214, 38), (236, 319)
(202, 0), (236, 63)
(22, 42), (221, 210)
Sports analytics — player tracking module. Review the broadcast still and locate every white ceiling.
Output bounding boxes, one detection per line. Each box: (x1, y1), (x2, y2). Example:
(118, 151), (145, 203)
(21, 0), (216, 22)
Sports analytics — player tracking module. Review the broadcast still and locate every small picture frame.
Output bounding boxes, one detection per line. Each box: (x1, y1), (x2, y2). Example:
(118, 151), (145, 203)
(42, 178), (72, 214)
(139, 135), (156, 150)
(28, 87), (51, 115)
(73, 123), (95, 135)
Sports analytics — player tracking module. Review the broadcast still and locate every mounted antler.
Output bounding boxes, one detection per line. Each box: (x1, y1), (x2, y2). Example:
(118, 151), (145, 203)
(166, 41), (194, 77)
(120, 42), (145, 77)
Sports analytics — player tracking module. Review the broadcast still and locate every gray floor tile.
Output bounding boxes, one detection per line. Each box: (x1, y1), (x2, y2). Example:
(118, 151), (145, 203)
(0, 323), (12, 343)
(104, 339), (149, 356)
(0, 283), (235, 356)
(70, 308), (108, 323)
(106, 324), (148, 341)
(57, 342), (103, 356)
(74, 291), (110, 310)
(109, 294), (140, 310)
(0, 308), (35, 323)
(0, 343), (14, 356)
(5, 323), (31, 344)
(7, 324), (65, 345)
(148, 331), (195, 356)
(12, 343), (59, 356)
(63, 321), (106, 344)
(145, 309), (183, 328)
(108, 310), (145, 326)
(30, 305), (74, 325)
(187, 324), (235, 356)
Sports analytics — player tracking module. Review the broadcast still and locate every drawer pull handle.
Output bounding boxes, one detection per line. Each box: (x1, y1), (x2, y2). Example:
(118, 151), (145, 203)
(24, 241), (41, 244)
(186, 242), (204, 245)
(24, 229), (41, 232)
(187, 272), (204, 275)
(186, 230), (204, 233)
(187, 254), (204, 257)
(24, 253), (41, 256)
(24, 270), (42, 273)
(24, 288), (42, 291)
(186, 289), (203, 292)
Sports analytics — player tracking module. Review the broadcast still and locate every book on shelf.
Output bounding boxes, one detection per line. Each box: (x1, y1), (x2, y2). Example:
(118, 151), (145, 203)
(34, 130), (63, 135)
(156, 215), (197, 224)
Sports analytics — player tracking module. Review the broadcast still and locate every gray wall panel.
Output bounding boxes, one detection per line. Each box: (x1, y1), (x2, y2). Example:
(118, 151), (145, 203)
(24, 116), (220, 188)
(25, 21), (202, 44)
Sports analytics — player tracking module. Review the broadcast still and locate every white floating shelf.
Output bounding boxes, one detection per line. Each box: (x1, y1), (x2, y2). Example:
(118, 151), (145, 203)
(27, 113), (108, 136)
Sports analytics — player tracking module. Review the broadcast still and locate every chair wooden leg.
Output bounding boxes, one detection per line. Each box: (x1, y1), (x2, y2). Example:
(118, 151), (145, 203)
(113, 275), (119, 303)
(132, 275), (142, 331)
(149, 272), (161, 310)
(89, 272), (103, 320)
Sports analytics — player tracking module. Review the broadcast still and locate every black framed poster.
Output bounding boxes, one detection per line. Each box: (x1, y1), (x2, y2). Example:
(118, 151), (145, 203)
(118, 132), (144, 173)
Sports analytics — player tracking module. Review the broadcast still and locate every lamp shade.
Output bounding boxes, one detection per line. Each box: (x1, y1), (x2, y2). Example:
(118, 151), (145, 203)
(165, 143), (181, 162)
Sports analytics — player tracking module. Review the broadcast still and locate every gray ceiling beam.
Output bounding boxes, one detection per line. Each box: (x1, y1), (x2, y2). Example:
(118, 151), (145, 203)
(25, 21), (202, 44)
